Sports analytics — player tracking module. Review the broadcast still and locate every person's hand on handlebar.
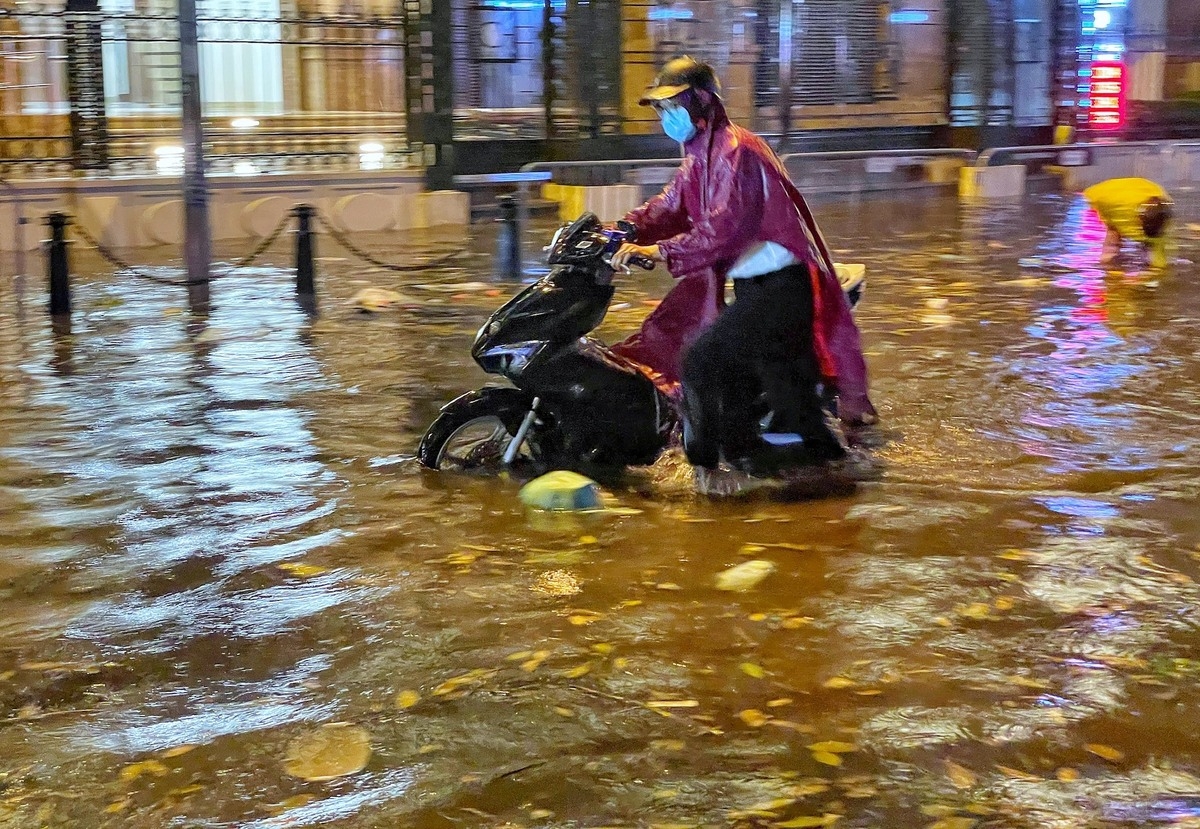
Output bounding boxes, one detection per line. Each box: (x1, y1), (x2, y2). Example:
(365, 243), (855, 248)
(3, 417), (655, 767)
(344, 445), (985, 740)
(611, 243), (662, 272)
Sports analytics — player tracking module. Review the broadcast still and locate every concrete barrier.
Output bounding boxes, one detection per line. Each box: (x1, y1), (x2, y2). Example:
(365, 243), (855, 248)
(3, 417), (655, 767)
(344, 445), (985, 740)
(542, 184), (641, 222)
(959, 165), (1026, 200)
(333, 192), (396, 233)
(0, 168), (440, 252)
(141, 199), (185, 246)
(241, 196), (293, 239)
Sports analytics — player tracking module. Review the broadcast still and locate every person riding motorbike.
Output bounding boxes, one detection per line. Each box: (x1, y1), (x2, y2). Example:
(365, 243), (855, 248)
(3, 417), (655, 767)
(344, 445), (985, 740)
(609, 56), (877, 471)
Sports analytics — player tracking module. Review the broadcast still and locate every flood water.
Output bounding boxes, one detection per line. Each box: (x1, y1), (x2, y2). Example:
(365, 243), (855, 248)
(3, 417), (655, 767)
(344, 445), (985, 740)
(2, 191), (1200, 828)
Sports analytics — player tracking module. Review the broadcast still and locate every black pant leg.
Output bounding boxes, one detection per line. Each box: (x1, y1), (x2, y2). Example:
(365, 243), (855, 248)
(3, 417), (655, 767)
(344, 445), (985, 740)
(748, 271), (835, 442)
(681, 287), (769, 463)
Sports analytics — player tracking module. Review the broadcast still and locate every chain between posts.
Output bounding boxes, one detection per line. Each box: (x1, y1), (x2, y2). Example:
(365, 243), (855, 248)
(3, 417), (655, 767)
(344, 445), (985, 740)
(66, 207), (466, 286)
(311, 211), (467, 272)
(70, 213), (292, 286)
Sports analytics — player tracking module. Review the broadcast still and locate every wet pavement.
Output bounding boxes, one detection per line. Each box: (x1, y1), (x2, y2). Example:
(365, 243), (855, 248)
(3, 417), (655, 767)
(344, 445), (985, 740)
(1, 190), (1200, 828)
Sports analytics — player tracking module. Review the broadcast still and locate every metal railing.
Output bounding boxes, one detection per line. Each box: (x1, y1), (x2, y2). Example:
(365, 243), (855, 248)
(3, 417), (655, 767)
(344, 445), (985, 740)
(778, 147), (977, 192)
(782, 148), (978, 165)
(508, 149), (976, 211)
(514, 148), (975, 192)
(976, 140), (1200, 186)
(977, 140), (1200, 168)
(518, 157), (683, 187)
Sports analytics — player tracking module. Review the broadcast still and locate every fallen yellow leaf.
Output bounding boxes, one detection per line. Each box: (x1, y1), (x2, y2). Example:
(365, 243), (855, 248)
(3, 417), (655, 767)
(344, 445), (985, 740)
(715, 559), (776, 592)
(811, 750), (843, 767)
(781, 617), (812, 629)
(591, 643), (615, 655)
(767, 698), (794, 708)
(806, 741), (856, 754)
(776, 812), (841, 827)
(998, 548), (1033, 560)
(789, 781), (831, 797)
(749, 612), (769, 622)
(395, 690), (421, 709)
(561, 663), (591, 679)
(578, 535), (598, 544)
(995, 765), (1041, 781)
(1056, 767), (1080, 781)
(735, 797), (798, 816)
(433, 676), (474, 695)
(993, 596), (1015, 611)
(842, 784), (877, 799)
(568, 613), (603, 626)
(739, 709), (770, 727)
(521, 655), (549, 673)
(160, 745), (196, 758)
(957, 603), (992, 620)
(645, 699), (700, 709)
(119, 760), (170, 783)
(945, 760), (976, 789)
(740, 662), (767, 679)
(768, 720), (816, 733)
(278, 562), (328, 577)
(822, 677), (856, 689)
(1085, 743), (1124, 762)
(268, 794), (316, 815)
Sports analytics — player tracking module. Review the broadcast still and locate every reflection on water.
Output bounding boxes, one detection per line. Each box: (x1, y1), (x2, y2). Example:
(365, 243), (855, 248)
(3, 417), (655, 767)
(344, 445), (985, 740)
(0, 194), (1198, 827)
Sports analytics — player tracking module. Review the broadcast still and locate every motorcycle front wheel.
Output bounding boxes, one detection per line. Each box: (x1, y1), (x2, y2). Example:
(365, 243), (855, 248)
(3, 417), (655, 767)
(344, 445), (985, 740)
(417, 387), (549, 473)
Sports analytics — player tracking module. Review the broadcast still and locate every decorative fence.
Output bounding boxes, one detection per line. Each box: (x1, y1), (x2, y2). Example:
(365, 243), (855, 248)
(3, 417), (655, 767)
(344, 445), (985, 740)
(1, 0), (408, 177)
(2, 0), (961, 179)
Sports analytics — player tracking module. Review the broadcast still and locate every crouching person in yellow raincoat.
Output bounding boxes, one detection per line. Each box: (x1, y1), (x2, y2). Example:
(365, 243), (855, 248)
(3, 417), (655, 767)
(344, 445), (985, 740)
(1083, 177), (1174, 270)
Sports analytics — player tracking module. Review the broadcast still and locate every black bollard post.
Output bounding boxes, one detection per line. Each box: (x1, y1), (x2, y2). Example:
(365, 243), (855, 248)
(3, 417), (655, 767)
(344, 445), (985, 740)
(293, 204), (317, 314)
(45, 212), (71, 318)
(495, 194), (522, 281)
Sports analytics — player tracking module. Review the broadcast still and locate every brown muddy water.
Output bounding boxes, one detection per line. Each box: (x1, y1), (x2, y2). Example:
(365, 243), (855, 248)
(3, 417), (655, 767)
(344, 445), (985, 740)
(1, 192), (1200, 829)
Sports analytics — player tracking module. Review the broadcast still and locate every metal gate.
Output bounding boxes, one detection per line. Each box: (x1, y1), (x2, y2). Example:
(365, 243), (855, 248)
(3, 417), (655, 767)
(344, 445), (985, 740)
(1, 0), (408, 178)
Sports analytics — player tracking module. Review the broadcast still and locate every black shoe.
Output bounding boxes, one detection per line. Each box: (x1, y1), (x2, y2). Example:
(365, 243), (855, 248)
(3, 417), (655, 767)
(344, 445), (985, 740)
(801, 433), (846, 462)
(727, 444), (794, 478)
(681, 387), (719, 469)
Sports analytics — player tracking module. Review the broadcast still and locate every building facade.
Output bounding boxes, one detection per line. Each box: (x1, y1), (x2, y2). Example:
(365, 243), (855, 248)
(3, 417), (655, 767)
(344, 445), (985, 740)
(1, 0), (1198, 177)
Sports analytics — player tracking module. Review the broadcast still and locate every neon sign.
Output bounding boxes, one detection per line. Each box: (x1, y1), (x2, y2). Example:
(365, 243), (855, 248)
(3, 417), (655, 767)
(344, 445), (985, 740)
(1088, 61), (1126, 129)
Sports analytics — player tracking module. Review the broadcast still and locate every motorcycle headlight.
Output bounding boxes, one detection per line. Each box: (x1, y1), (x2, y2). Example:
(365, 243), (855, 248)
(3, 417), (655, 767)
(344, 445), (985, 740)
(477, 341), (545, 377)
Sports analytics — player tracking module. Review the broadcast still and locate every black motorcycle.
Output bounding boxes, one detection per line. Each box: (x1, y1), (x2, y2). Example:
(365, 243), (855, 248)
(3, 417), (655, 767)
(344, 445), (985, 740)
(417, 212), (864, 475)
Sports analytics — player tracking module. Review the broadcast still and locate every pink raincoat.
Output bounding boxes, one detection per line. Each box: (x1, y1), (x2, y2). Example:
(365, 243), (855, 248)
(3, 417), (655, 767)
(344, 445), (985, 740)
(610, 100), (877, 425)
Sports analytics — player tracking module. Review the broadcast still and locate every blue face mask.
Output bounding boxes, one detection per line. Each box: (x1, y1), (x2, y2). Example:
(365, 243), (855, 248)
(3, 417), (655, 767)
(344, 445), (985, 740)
(659, 107), (697, 144)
